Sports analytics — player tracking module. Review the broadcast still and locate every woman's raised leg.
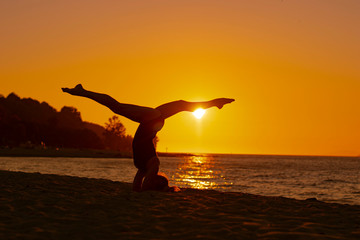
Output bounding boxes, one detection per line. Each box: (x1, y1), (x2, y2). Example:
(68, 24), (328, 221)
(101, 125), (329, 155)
(62, 84), (160, 123)
(155, 98), (234, 119)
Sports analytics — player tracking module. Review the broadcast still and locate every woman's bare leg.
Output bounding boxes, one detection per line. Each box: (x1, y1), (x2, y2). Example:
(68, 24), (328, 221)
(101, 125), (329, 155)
(156, 98), (234, 119)
(62, 84), (160, 123)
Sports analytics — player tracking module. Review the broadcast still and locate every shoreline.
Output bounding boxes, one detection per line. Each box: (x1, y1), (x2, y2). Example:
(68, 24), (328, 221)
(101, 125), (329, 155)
(1, 170), (359, 239)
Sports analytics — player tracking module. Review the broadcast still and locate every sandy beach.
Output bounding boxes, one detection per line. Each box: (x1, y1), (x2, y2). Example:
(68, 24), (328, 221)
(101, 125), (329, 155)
(0, 170), (359, 240)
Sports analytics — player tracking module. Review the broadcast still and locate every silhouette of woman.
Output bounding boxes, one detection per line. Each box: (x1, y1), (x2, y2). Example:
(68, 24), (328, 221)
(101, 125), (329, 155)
(62, 84), (234, 192)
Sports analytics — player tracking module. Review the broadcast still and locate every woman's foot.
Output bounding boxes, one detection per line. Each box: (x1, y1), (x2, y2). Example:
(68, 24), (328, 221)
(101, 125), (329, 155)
(61, 84), (85, 96)
(214, 98), (235, 109)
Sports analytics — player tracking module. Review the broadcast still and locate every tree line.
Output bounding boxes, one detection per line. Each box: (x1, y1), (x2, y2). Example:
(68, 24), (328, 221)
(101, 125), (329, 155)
(0, 93), (133, 152)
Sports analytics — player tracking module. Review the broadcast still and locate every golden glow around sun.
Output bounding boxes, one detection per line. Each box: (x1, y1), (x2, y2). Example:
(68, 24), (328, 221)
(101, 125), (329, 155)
(193, 108), (206, 119)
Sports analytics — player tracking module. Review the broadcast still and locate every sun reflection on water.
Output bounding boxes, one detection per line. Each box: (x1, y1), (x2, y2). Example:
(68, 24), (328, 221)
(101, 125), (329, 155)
(171, 155), (233, 190)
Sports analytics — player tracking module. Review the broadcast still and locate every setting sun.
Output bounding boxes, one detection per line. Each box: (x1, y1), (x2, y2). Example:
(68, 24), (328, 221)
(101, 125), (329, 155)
(193, 108), (206, 119)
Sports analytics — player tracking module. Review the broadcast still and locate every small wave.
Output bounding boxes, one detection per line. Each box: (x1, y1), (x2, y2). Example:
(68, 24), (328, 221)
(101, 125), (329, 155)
(216, 185), (233, 188)
(323, 179), (351, 183)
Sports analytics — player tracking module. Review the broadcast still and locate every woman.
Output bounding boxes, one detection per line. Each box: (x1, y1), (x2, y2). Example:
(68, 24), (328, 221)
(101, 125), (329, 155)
(62, 84), (234, 192)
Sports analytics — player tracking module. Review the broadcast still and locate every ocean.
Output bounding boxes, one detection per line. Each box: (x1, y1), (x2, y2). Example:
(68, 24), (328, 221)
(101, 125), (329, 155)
(1, 154), (359, 205)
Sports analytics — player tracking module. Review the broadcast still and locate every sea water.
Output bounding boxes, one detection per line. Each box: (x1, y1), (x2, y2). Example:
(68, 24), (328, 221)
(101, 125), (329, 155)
(1, 154), (359, 205)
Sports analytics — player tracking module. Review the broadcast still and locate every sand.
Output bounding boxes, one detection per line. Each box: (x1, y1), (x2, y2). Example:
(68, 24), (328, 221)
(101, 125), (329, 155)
(0, 170), (359, 240)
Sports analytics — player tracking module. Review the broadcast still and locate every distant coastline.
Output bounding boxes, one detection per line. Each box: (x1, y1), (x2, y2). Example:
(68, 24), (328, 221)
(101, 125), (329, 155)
(0, 147), (206, 158)
(0, 147), (202, 158)
(0, 147), (132, 158)
(1, 147), (358, 159)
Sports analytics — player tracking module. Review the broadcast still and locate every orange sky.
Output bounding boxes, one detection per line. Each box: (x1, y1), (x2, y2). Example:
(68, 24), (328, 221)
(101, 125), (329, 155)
(1, 0), (359, 156)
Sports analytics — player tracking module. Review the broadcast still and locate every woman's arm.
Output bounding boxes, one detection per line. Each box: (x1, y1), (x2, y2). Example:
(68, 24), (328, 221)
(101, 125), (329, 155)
(132, 169), (146, 192)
